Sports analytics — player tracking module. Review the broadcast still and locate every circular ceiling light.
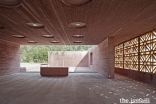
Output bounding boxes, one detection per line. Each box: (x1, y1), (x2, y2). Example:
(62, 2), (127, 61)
(42, 35), (54, 38)
(69, 22), (87, 28)
(0, 0), (21, 7)
(0, 25), (4, 29)
(72, 35), (84, 38)
(62, 0), (92, 6)
(51, 41), (60, 43)
(26, 23), (44, 28)
(73, 41), (82, 43)
(12, 35), (25, 38)
(28, 41), (37, 43)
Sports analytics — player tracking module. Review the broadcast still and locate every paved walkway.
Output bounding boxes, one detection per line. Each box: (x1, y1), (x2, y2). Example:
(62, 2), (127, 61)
(0, 72), (155, 104)
(69, 67), (97, 73)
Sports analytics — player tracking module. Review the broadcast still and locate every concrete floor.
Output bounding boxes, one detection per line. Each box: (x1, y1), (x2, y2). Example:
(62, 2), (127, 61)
(0, 72), (156, 104)
(71, 67), (97, 73)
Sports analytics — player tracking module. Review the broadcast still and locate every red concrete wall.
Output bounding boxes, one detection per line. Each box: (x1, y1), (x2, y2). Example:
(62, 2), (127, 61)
(48, 51), (88, 67)
(0, 40), (20, 76)
(76, 53), (88, 67)
(88, 38), (115, 78)
(115, 68), (156, 84)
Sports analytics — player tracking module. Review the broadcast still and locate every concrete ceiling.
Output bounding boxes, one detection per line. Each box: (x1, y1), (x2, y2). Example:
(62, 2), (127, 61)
(0, 0), (156, 45)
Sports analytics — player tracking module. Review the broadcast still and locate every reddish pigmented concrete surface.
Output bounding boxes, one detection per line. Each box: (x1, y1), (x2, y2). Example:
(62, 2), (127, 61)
(40, 67), (68, 76)
(88, 37), (115, 79)
(115, 68), (156, 84)
(0, 40), (20, 76)
(48, 51), (88, 67)
(0, 72), (155, 104)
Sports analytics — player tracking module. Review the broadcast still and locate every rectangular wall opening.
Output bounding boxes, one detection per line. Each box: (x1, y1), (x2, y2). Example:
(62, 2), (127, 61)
(20, 45), (93, 73)
(90, 52), (93, 65)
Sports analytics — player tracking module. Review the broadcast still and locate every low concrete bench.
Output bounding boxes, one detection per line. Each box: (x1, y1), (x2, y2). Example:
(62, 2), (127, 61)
(40, 67), (68, 76)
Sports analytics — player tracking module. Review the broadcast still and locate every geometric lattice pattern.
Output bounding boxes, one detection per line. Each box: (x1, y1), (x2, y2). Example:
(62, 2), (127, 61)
(115, 44), (123, 68)
(140, 31), (156, 73)
(124, 38), (139, 71)
(115, 30), (156, 74)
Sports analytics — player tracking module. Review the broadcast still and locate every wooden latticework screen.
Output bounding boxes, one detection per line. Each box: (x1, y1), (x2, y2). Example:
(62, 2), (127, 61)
(115, 30), (156, 74)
